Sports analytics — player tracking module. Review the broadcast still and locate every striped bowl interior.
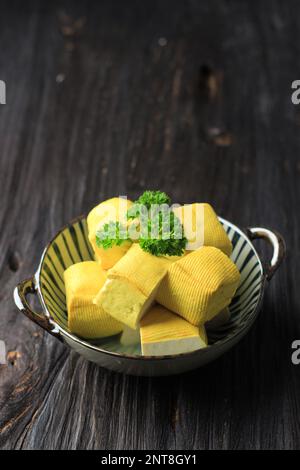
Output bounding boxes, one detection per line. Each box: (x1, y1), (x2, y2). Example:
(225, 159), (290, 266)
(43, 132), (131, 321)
(37, 217), (263, 356)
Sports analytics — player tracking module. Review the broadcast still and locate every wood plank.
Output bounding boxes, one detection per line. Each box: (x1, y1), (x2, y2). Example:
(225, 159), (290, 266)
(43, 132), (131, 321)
(0, 0), (299, 449)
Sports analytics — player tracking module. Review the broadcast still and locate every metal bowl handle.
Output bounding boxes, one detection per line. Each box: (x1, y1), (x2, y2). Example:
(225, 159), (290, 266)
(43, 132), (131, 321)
(246, 227), (286, 280)
(14, 278), (61, 340)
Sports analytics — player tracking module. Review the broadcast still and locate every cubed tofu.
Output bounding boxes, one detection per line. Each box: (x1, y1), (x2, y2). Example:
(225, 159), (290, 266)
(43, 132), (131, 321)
(173, 203), (232, 256)
(120, 326), (141, 346)
(140, 305), (207, 356)
(64, 261), (123, 339)
(94, 244), (171, 329)
(156, 246), (240, 326)
(87, 197), (133, 269)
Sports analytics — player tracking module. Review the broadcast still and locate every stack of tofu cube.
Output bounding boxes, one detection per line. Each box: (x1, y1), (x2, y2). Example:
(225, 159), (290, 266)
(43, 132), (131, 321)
(64, 198), (240, 356)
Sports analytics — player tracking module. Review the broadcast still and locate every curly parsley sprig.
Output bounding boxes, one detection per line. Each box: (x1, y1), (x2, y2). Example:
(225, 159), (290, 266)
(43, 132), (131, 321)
(139, 206), (186, 256)
(95, 191), (187, 257)
(127, 190), (171, 219)
(96, 221), (131, 250)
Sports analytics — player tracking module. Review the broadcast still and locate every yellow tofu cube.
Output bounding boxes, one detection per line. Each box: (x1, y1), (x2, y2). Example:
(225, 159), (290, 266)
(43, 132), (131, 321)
(120, 326), (141, 346)
(87, 197), (133, 269)
(94, 244), (171, 329)
(173, 203), (232, 256)
(64, 261), (123, 339)
(156, 246), (240, 326)
(140, 305), (207, 356)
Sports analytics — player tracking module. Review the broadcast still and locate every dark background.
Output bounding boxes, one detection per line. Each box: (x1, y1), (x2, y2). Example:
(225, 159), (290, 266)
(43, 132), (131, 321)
(0, 0), (299, 449)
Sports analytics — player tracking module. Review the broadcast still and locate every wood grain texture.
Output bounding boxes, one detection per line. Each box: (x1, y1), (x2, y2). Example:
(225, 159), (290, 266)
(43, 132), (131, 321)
(0, 0), (299, 449)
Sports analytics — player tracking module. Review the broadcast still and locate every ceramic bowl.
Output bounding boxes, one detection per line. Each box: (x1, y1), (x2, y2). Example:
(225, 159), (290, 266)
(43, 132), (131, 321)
(14, 216), (285, 376)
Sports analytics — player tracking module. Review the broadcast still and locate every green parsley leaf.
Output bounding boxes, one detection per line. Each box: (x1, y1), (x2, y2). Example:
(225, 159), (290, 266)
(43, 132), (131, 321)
(127, 190), (171, 219)
(96, 221), (130, 250)
(139, 209), (187, 256)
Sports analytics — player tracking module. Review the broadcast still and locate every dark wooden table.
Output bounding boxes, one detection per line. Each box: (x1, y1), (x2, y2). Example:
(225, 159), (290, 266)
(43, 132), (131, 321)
(0, 0), (299, 450)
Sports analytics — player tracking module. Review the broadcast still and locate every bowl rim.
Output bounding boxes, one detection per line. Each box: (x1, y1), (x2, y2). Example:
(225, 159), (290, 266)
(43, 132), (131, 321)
(34, 215), (264, 362)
